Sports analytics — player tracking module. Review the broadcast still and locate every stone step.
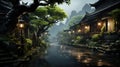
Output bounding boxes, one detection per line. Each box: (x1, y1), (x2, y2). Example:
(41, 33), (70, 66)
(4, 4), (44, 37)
(98, 49), (105, 53)
(0, 53), (10, 57)
(0, 45), (26, 65)
(0, 49), (7, 52)
(0, 58), (27, 64)
(0, 49), (18, 64)
(0, 57), (14, 61)
(0, 59), (20, 64)
(0, 49), (13, 56)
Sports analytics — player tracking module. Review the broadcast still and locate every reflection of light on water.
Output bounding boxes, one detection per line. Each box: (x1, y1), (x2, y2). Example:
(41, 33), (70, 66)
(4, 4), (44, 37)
(76, 54), (81, 62)
(45, 50), (47, 54)
(68, 50), (71, 53)
(97, 59), (111, 66)
(97, 61), (103, 66)
(60, 45), (66, 50)
(83, 59), (89, 63)
(82, 58), (92, 64)
(87, 58), (92, 61)
(76, 53), (83, 62)
(58, 45), (113, 67)
(60, 45), (63, 49)
(60, 45), (65, 52)
(70, 51), (84, 62)
(77, 54), (81, 59)
(98, 53), (104, 56)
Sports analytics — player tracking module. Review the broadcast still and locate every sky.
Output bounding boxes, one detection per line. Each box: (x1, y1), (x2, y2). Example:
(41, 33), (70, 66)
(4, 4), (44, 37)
(23, 0), (98, 16)
(58, 0), (98, 16)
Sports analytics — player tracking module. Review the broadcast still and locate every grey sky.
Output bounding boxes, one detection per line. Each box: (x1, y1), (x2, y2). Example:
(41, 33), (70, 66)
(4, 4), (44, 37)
(59, 0), (98, 16)
(23, 0), (98, 16)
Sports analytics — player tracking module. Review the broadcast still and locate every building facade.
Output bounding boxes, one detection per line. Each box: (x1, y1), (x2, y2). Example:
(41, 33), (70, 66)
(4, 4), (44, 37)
(79, 0), (120, 34)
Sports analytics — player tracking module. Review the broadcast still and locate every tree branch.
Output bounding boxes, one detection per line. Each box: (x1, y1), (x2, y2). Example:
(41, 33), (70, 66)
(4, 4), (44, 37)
(39, 3), (49, 6)
(4, 0), (40, 33)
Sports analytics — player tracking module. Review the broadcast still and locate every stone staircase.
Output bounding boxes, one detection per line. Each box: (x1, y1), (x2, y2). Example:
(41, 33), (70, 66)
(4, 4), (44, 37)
(0, 46), (17, 67)
(0, 44), (22, 66)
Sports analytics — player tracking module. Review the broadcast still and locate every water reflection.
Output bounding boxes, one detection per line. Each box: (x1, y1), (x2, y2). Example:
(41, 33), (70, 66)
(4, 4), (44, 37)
(59, 45), (112, 67)
(97, 60), (104, 66)
(17, 44), (118, 67)
(76, 53), (83, 61)
(82, 58), (92, 64)
(97, 59), (111, 66)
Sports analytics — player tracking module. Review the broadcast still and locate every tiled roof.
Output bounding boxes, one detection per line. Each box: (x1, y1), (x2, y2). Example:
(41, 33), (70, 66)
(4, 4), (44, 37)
(80, 0), (120, 23)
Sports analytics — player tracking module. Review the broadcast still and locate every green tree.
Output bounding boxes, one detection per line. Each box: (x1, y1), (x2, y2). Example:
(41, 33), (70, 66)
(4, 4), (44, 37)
(28, 6), (67, 47)
(0, 0), (70, 34)
(29, 6), (67, 37)
(0, 0), (70, 60)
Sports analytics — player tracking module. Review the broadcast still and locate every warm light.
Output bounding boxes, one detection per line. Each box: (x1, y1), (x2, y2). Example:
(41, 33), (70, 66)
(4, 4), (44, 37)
(19, 23), (24, 28)
(78, 29), (81, 33)
(108, 22), (110, 26)
(85, 26), (88, 29)
(98, 22), (102, 26)
(17, 20), (25, 29)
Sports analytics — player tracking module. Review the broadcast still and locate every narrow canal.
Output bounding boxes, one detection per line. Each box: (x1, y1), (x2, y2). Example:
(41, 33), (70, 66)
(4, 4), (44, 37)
(18, 42), (119, 67)
(43, 43), (112, 67)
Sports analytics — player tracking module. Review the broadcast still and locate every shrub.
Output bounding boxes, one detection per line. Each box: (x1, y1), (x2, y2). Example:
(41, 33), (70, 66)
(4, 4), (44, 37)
(76, 36), (81, 40)
(39, 40), (48, 48)
(92, 34), (101, 41)
(88, 41), (97, 48)
(26, 38), (32, 45)
(73, 36), (87, 44)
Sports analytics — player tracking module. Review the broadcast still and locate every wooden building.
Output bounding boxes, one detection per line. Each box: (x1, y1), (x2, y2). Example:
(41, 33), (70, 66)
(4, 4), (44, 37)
(79, 0), (120, 34)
